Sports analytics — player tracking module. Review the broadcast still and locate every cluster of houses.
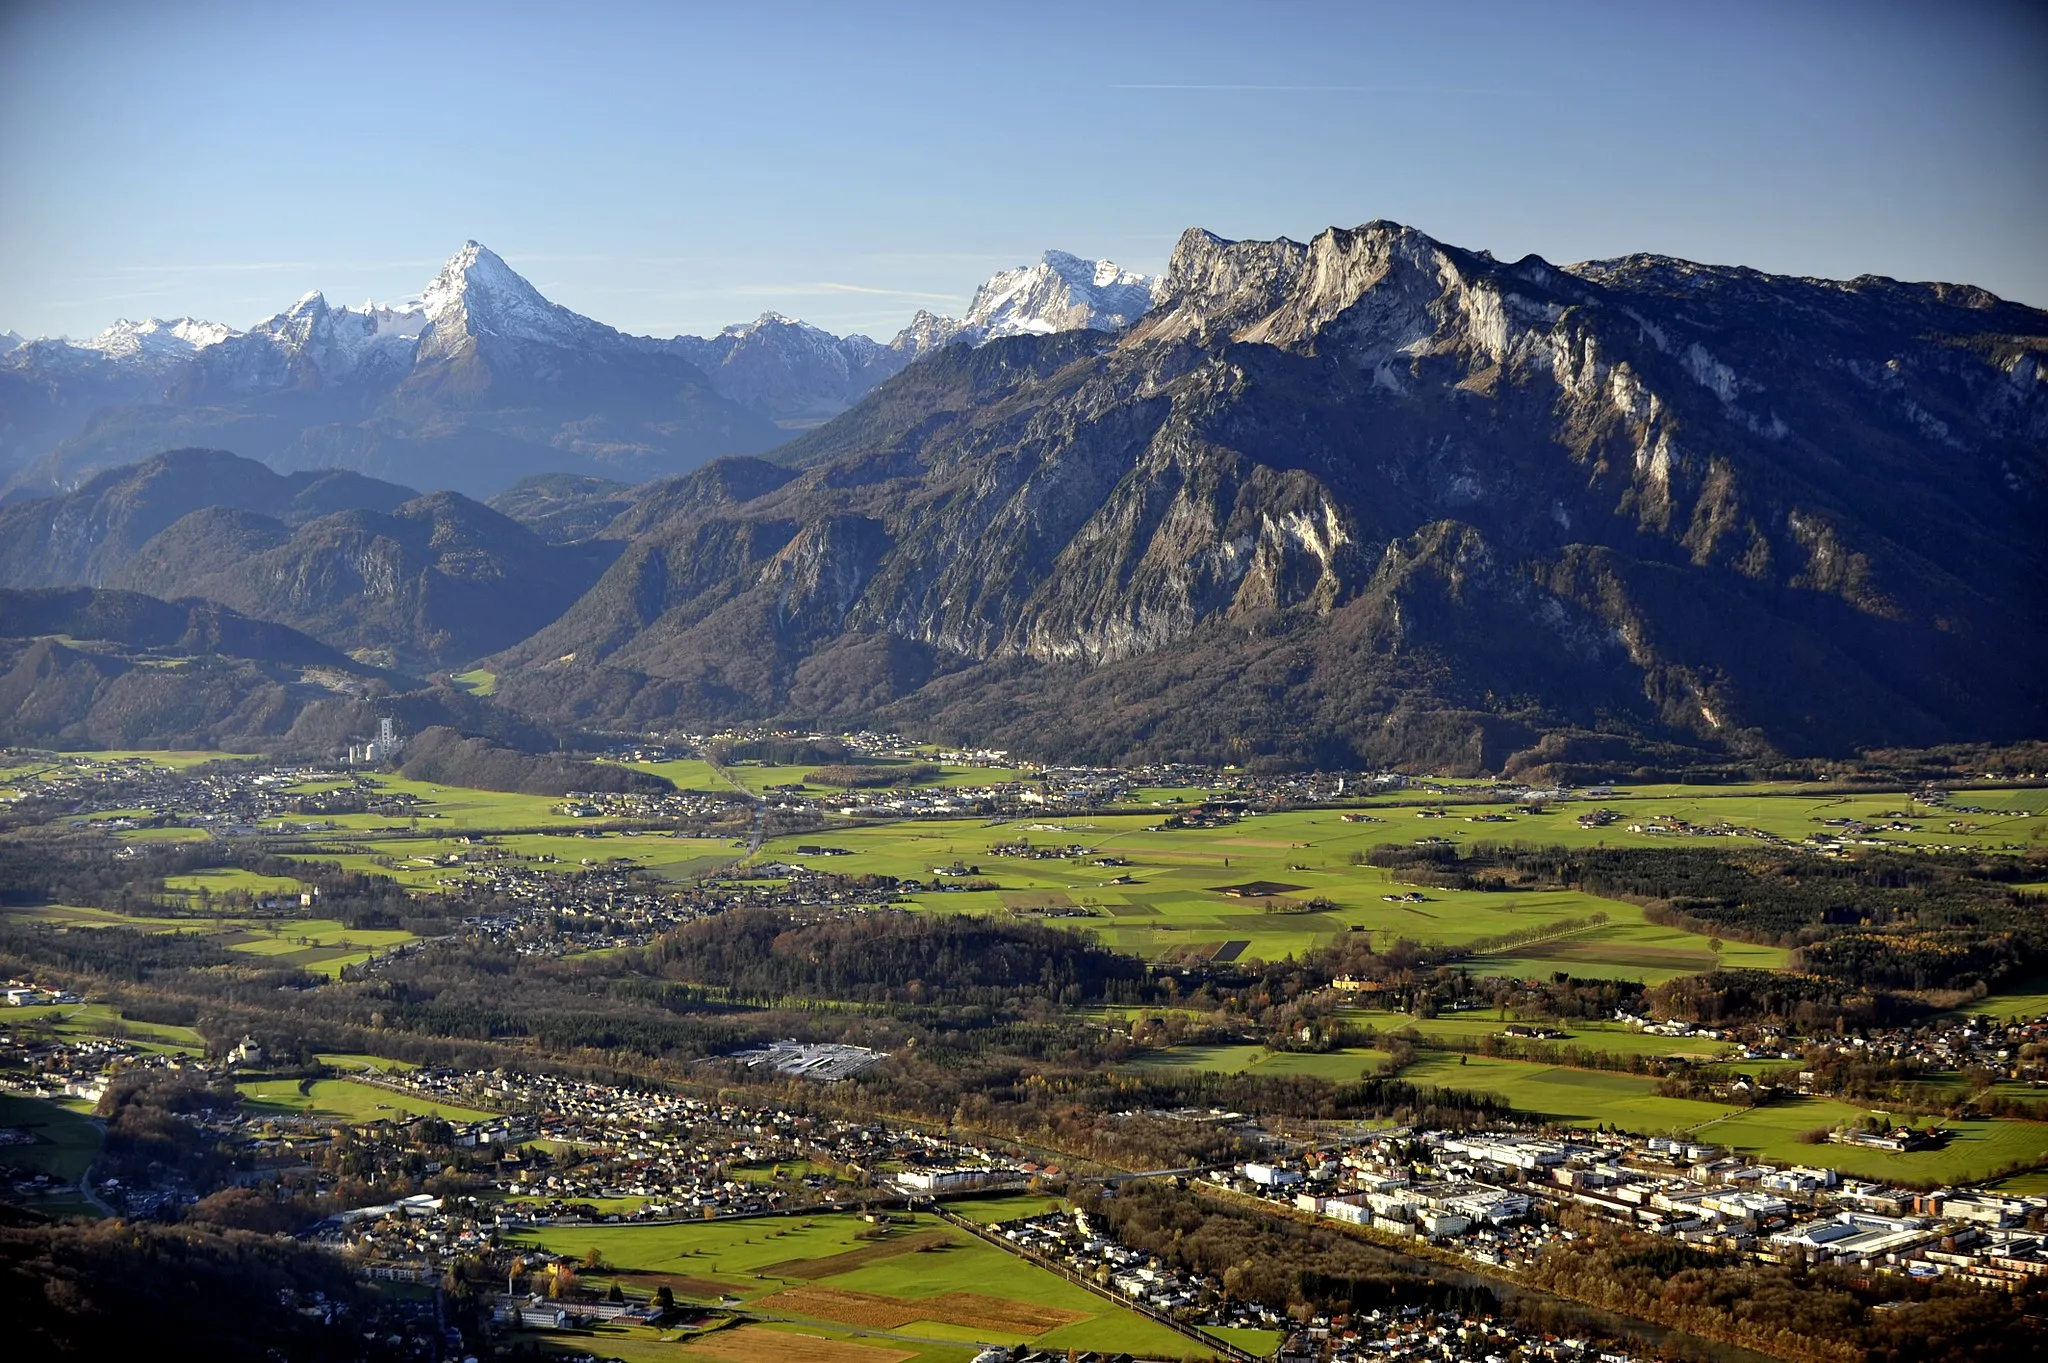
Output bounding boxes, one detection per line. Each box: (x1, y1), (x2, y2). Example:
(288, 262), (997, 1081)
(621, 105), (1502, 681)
(988, 1208), (1643, 1363)
(3, 981), (81, 1008)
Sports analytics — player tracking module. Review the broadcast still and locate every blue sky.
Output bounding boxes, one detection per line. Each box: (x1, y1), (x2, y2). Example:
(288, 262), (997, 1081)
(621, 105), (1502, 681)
(3, 0), (2043, 341)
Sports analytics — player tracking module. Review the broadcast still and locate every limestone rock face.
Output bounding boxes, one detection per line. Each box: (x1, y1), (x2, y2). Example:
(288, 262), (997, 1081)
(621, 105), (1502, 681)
(488, 220), (2047, 767)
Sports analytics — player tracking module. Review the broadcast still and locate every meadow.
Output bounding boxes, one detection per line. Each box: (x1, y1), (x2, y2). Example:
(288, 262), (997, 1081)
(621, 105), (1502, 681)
(0, 1091), (104, 1184)
(1341, 1010), (1741, 1061)
(935, 1192), (1068, 1224)
(9, 902), (419, 977)
(1389, 1053), (1741, 1133)
(1331, 783), (2047, 857)
(283, 829), (740, 891)
(5, 999), (205, 1055)
(707, 759), (1030, 798)
(236, 1077), (499, 1125)
(507, 1211), (1207, 1359)
(1124, 1044), (1394, 1083)
(1956, 976), (2048, 1023)
(752, 810), (1774, 978)
(1687, 1099), (2048, 1184)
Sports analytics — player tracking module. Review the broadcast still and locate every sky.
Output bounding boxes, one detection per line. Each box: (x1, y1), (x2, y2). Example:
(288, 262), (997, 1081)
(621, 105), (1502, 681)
(2, 0), (2044, 342)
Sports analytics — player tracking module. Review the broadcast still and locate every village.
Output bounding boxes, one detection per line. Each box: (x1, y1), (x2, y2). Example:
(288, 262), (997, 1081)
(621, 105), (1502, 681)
(5, 993), (2045, 1363)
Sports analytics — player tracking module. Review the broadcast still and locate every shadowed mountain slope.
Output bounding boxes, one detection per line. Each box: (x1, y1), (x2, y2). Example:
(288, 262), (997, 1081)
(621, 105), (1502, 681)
(485, 220), (2046, 769)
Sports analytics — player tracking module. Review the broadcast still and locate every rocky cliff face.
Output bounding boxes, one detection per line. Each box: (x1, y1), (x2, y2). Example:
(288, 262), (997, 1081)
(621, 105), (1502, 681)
(490, 220), (2047, 768)
(5, 220), (2039, 769)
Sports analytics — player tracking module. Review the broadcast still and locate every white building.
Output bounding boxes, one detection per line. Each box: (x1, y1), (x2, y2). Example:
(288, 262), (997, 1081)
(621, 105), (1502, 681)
(1242, 1163), (1305, 1188)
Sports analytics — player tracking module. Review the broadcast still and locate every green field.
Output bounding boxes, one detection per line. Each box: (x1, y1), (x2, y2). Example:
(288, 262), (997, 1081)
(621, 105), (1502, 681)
(0, 1088), (102, 1203)
(708, 759), (1028, 799)
(613, 757), (750, 793)
(1688, 1099), (2048, 1184)
(316, 1052), (418, 1074)
(1393, 1053), (1741, 1133)
(285, 829), (739, 891)
(530, 1319), (979, 1363)
(5, 999), (206, 1057)
(1343, 1010), (1742, 1060)
(508, 1211), (1206, 1358)
(0, 1091), (103, 1183)
(937, 1192), (1067, 1224)
(1330, 784), (2047, 857)
(163, 867), (309, 897)
(450, 668), (498, 696)
(11, 903), (421, 978)
(728, 1160), (843, 1186)
(1126, 1044), (1394, 1083)
(1959, 976), (2048, 1022)
(237, 1078), (498, 1125)
(753, 811), (1764, 979)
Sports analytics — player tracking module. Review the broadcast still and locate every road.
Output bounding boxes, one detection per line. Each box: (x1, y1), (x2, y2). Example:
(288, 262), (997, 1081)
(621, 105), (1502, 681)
(705, 758), (766, 860)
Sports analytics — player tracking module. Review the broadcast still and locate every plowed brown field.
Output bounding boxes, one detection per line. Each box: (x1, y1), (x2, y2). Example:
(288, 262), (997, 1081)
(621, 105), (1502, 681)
(683, 1324), (914, 1363)
(759, 1229), (951, 1279)
(756, 1285), (1087, 1335)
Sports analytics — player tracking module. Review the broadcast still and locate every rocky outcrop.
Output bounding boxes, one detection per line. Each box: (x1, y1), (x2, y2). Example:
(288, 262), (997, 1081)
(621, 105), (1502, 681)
(490, 219), (2047, 767)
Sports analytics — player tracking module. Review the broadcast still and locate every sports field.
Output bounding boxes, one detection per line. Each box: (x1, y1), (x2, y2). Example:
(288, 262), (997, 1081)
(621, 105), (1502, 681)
(507, 1211), (1207, 1358)
(236, 1078), (499, 1125)
(1688, 1099), (2048, 1184)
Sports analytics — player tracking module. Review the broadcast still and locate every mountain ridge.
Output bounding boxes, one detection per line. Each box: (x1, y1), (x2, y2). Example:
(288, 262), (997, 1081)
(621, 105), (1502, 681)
(483, 218), (2046, 768)
(0, 218), (2040, 771)
(1, 243), (1165, 487)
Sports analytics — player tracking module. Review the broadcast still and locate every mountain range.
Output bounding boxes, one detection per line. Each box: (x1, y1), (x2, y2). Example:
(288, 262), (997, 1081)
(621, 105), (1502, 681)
(1, 219), (2040, 771)
(0, 245), (1155, 496)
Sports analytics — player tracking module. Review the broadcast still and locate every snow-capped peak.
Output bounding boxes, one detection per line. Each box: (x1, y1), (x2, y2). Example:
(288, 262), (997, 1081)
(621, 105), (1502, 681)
(719, 311), (822, 339)
(417, 240), (617, 359)
(73, 316), (237, 365)
(891, 250), (1159, 354)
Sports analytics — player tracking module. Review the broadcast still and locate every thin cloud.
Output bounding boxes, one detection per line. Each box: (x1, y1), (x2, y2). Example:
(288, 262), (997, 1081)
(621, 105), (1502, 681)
(810, 282), (960, 301)
(1111, 83), (1488, 94)
(105, 260), (319, 275)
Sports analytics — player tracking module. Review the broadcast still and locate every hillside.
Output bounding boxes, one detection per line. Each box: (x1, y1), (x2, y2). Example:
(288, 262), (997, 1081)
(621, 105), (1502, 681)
(485, 220), (2047, 769)
(109, 491), (620, 670)
(0, 586), (561, 753)
(0, 449), (417, 588)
